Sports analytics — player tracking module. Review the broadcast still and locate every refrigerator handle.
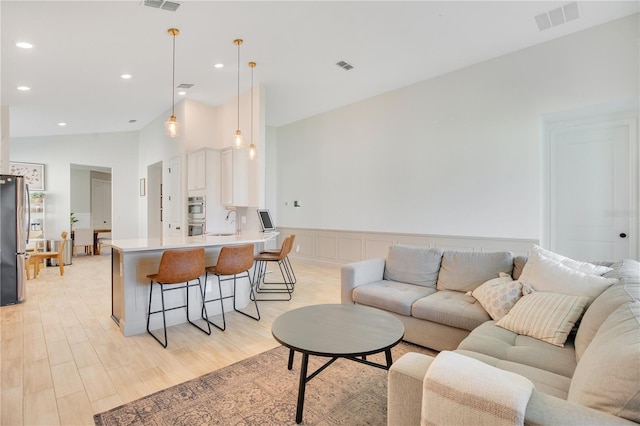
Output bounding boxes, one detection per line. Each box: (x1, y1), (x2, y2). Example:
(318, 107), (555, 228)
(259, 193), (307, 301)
(26, 184), (30, 245)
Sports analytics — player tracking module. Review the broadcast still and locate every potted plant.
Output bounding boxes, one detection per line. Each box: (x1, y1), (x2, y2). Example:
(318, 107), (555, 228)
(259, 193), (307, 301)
(70, 212), (79, 231)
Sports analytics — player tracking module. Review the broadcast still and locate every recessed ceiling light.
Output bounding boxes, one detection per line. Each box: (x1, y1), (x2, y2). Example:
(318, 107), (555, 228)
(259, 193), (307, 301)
(17, 86), (31, 91)
(121, 74), (132, 79)
(178, 91), (186, 95)
(214, 63), (224, 69)
(58, 122), (67, 127)
(16, 42), (33, 49)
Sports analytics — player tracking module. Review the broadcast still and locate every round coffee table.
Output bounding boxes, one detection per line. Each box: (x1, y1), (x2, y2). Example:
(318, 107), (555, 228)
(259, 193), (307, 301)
(272, 304), (405, 424)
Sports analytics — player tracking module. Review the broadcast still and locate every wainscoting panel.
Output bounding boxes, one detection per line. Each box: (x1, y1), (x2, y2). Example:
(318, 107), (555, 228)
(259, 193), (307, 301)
(296, 234), (315, 257)
(277, 227), (538, 265)
(338, 238), (364, 262)
(315, 236), (338, 260)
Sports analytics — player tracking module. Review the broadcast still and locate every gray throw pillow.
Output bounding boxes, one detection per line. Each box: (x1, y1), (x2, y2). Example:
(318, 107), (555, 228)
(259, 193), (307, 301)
(383, 244), (444, 288)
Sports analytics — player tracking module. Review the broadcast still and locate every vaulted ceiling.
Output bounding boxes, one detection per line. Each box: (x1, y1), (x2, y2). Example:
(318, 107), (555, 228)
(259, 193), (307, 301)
(2, 1), (638, 138)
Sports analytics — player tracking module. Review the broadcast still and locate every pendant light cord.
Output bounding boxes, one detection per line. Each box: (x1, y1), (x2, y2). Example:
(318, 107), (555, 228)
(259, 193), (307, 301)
(237, 41), (240, 130)
(171, 33), (176, 117)
(250, 63), (254, 143)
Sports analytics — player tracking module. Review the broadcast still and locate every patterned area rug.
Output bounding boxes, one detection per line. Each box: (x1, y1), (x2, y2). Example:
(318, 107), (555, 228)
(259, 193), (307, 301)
(94, 341), (436, 426)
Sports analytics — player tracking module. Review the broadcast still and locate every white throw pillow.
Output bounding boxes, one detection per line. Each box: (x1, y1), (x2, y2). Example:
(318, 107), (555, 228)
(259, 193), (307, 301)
(469, 273), (522, 321)
(496, 292), (589, 347)
(530, 245), (612, 275)
(519, 250), (617, 303)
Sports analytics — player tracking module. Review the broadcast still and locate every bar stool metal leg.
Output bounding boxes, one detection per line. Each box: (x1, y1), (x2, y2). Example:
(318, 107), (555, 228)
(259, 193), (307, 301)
(202, 271), (227, 331)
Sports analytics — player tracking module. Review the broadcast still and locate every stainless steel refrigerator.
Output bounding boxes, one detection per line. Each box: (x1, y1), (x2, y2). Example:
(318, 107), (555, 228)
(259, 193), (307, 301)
(0, 174), (28, 306)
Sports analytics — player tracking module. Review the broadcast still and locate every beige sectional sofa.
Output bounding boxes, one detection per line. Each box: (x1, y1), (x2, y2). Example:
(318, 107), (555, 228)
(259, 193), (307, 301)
(340, 245), (640, 425)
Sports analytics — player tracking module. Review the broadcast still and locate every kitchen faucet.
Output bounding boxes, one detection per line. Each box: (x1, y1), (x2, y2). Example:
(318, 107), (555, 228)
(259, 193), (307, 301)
(225, 209), (241, 235)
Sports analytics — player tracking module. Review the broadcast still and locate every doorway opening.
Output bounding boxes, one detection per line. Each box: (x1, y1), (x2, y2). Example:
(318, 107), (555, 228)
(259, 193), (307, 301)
(70, 164), (112, 255)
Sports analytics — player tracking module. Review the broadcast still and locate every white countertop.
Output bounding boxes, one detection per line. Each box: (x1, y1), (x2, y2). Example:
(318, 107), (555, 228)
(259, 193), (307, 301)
(111, 231), (279, 252)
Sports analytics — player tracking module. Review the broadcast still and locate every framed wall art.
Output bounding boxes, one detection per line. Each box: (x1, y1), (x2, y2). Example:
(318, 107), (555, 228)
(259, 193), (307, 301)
(9, 162), (45, 191)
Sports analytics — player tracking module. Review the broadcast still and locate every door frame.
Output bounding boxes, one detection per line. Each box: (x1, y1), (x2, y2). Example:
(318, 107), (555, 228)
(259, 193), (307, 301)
(541, 115), (638, 260)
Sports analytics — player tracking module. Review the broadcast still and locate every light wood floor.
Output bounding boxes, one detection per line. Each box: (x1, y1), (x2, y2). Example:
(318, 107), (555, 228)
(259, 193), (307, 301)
(0, 251), (341, 425)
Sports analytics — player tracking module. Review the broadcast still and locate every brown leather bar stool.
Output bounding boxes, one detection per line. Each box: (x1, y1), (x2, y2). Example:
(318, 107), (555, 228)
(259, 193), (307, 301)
(252, 235), (295, 301)
(146, 247), (211, 348)
(259, 234), (297, 286)
(203, 244), (260, 331)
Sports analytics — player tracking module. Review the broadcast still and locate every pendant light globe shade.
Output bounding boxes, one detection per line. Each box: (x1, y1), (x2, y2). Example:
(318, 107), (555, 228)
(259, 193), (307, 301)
(166, 28), (180, 139)
(248, 143), (257, 160)
(165, 115), (179, 138)
(233, 129), (244, 149)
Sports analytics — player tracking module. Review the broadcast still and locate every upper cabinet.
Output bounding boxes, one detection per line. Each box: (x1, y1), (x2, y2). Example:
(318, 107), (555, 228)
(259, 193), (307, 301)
(187, 149), (207, 191)
(220, 148), (249, 207)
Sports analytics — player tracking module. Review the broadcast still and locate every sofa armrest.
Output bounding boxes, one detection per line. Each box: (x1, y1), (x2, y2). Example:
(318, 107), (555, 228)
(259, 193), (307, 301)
(388, 352), (434, 426)
(388, 353), (638, 426)
(525, 391), (638, 426)
(340, 258), (386, 304)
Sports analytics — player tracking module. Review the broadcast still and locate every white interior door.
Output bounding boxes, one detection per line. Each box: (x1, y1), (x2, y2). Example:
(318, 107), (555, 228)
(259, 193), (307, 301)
(91, 178), (111, 229)
(548, 119), (637, 261)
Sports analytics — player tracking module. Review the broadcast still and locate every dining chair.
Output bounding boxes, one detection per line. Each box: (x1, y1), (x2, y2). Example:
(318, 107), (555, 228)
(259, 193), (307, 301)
(146, 247), (211, 348)
(97, 232), (112, 255)
(28, 231), (68, 278)
(203, 244), (260, 331)
(73, 227), (94, 256)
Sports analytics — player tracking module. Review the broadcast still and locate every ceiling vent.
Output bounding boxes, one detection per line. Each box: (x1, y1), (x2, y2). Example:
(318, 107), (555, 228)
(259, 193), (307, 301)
(177, 83), (194, 89)
(336, 61), (354, 71)
(141, 0), (180, 12)
(535, 2), (579, 31)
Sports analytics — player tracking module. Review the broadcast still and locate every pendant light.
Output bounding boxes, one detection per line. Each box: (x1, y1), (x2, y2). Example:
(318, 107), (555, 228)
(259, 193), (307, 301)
(164, 28), (180, 138)
(248, 61), (257, 160)
(232, 39), (244, 149)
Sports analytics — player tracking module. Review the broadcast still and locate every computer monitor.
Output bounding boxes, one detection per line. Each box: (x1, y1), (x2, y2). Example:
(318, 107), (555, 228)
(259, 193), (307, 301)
(257, 209), (276, 232)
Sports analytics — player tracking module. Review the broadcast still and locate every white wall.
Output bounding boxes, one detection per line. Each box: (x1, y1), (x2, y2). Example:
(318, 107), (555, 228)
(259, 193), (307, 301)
(9, 131), (139, 240)
(274, 14), (639, 240)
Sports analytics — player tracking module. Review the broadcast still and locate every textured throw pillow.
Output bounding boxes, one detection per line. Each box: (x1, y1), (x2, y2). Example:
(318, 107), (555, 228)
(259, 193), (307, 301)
(469, 273), (522, 321)
(518, 251), (617, 303)
(496, 292), (589, 347)
(383, 245), (444, 288)
(530, 245), (613, 275)
(568, 301), (640, 423)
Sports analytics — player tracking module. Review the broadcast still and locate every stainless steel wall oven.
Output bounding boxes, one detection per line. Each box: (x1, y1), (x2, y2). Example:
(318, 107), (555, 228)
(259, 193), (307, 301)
(187, 196), (205, 221)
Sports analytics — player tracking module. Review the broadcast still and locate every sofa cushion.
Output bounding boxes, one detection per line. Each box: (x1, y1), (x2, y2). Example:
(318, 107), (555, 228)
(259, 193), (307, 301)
(383, 244), (443, 287)
(469, 273), (522, 321)
(436, 251), (514, 292)
(411, 290), (490, 331)
(568, 301), (640, 423)
(352, 280), (436, 316)
(454, 349), (572, 399)
(518, 251), (617, 303)
(529, 245), (613, 275)
(496, 292), (589, 347)
(457, 321), (577, 378)
(575, 266), (640, 361)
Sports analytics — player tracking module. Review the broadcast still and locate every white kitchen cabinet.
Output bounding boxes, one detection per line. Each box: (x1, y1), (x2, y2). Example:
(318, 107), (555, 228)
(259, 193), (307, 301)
(220, 148), (249, 207)
(187, 149), (207, 191)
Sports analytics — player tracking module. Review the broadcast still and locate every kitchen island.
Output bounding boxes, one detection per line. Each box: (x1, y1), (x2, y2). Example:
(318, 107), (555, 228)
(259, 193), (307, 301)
(111, 232), (278, 336)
